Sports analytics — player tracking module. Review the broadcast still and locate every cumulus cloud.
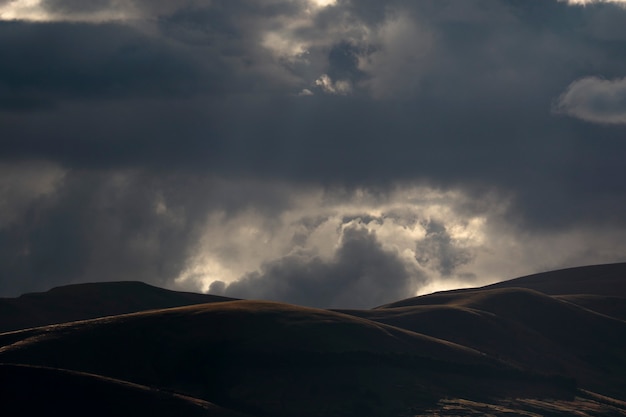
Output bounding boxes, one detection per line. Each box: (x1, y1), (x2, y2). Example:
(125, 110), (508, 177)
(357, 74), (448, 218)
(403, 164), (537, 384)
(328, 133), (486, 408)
(1, 167), (625, 302)
(415, 220), (475, 277)
(555, 76), (626, 124)
(219, 225), (421, 309)
(315, 74), (351, 95)
(174, 185), (494, 296)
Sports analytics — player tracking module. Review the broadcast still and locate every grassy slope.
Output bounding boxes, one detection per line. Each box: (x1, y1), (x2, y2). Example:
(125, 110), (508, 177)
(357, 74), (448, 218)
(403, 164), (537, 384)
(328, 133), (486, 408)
(0, 300), (571, 417)
(0, 363), (251, 417)
(1, 264), (625, 416)
(336, 303), (576, 375)
(556, 294), (626, 321)
(482, 262), (626, 297)
(360, 287), (626, 401)
(419, 393), (626, 416)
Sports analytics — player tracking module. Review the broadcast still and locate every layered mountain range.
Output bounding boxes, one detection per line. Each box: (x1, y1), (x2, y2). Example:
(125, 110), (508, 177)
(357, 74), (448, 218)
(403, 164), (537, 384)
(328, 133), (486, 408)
(1, 263), (625, 416)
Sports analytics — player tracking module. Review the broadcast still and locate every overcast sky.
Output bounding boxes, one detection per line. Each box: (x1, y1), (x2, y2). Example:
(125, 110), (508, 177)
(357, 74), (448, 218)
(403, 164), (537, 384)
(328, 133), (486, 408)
(1, 0), (626, 307)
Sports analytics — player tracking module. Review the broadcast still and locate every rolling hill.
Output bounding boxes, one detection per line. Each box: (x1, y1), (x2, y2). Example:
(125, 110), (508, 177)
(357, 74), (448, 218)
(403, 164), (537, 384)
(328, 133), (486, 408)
(0, 281), (236, 333)
(1, 263), (625, 416)
(0, 363), (250, 417)
(339, 287), (626, 401)
(0, 300), (546, 416)
(482, 262), (626, 297)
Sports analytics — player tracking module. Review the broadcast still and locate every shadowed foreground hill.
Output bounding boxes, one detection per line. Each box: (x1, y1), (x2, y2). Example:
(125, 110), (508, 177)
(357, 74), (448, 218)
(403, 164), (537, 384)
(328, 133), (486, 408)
(1, 263), (625, 416)
(0, 281), (236, 332)
(360, 263), (626, 404)
(0, 364), (251, 417)
(0, 301), (578, 417)
(340, 287), (626, 401)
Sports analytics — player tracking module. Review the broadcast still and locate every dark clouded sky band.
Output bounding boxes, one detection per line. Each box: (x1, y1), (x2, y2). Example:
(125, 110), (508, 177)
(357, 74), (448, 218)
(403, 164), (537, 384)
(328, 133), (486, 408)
(1, 0), (626, 305)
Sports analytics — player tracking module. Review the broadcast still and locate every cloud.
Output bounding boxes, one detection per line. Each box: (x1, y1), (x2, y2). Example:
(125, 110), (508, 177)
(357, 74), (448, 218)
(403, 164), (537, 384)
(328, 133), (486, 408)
(174, 185), (493, 294)
(555, 76), (626, 124)
(43, 0), (117, 15)
(0, 169), (217, 296)
(315, 74), (351, 95)
(565, 0), (626, 4)
(0, 20), (215, 110)
(2, 0), (626, 301)
(0, 0), (208, 21)
(357, 12), (434, 98)
(0, 160), (65, 229)
(415, 220), (475, 277)
(1, 168), (625, 301)
(220, 225), (422, 309)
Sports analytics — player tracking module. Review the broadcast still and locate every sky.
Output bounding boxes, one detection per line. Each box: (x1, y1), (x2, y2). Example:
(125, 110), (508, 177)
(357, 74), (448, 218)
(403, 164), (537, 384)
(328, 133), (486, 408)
(1, 0), (626, 308)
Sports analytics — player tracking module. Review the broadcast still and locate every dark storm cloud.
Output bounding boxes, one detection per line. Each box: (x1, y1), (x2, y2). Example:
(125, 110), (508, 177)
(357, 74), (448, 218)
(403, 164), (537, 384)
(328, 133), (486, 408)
(326, 42), (366, 83)
(0, 168), (300, 296)
(0, 164), (314, 296)
(0, 20), (216, 110)
(219, 225), (421, 308)
(0, 0), (624, 227)
(43, 0), (115, 14)
(0, 170), (201, 295)
(2, 0), (626, 296)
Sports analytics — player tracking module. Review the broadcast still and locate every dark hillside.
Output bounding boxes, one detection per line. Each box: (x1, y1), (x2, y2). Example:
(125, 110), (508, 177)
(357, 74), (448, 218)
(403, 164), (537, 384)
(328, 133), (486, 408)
(0, 300), (575, 417)
(1, 264), (625, 416)
(0, 363), (250, 417)
(360, 264), (626, 399)
(379, 262), (626, 309)
(0, 281), (235, 332)
(556, 294), (626, 321)
(483, 262), (626, 297)
(365, 287), (626, 401)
